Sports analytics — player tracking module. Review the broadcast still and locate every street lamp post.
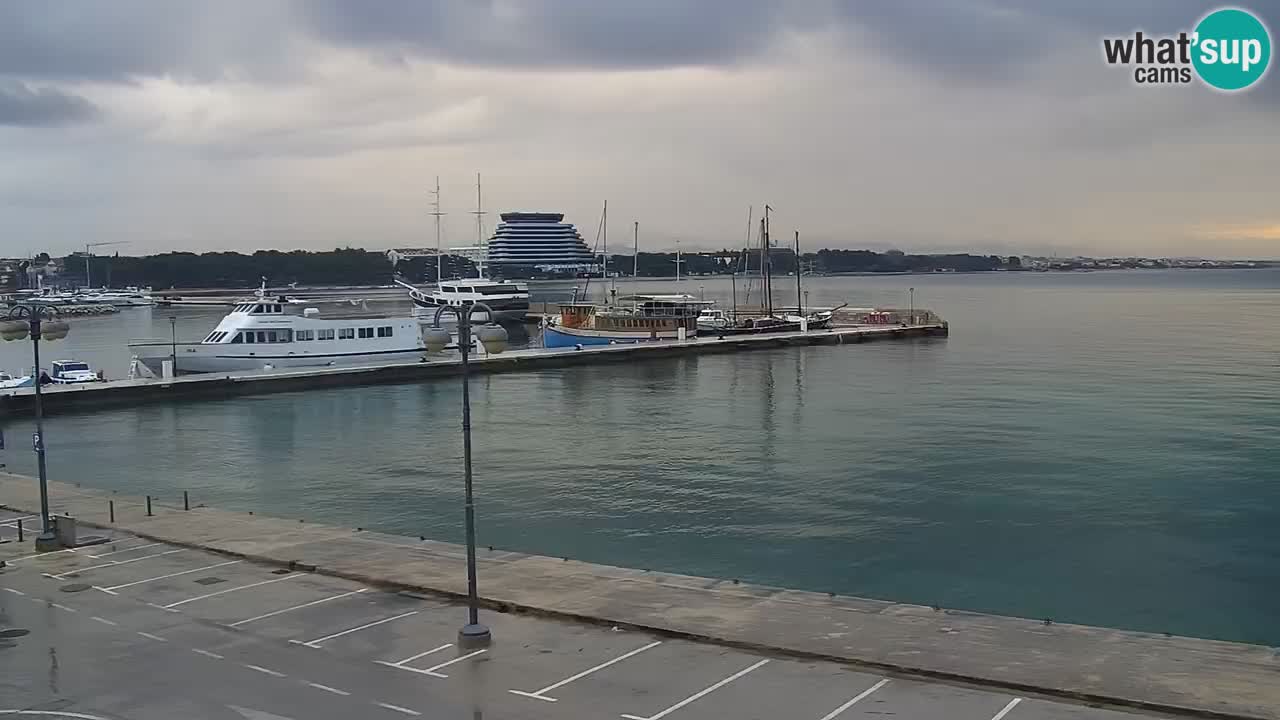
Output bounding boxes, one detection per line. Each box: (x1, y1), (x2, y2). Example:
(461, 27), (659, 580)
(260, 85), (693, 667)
(908, 287), (915, 325)
(421, 302), (508, 648)
(169, 316), (178, 375)
(1, 303), (71, 551)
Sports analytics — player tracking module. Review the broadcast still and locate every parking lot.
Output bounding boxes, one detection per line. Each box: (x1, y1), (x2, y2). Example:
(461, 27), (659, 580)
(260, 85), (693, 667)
(0, 510), (1170, 720)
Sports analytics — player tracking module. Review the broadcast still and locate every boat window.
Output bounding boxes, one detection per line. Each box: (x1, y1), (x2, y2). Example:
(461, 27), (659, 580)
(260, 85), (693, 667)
(358, 327), (374, 339)
(256, 331), (268, 343)
(457, 287), (473, 293)
(474, 285), (525, 296)
(230, 333), (242, 344)
(339, 328), (355, 340)
(318, 329), (335, 340)
(296, 330), (313, 341)
(377, 326), (393, 338)
(441, 286), (456, 293)
(243, 332), (256, 344)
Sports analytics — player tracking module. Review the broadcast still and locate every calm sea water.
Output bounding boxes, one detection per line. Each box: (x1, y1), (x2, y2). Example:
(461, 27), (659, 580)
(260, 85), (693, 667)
(2, 270), (1278, 646)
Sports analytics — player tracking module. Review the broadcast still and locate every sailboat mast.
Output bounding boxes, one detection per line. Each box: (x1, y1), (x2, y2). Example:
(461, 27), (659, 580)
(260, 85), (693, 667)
(471, 172), (486, 279)
(431, 176), (444, 285)
(632, 221), (639, 278)
(763, 205), (774, 317)
(604, 200), (611, 289)
(795, 229), (802, 316)
(739, 205), (753, 315)
(675, 239), (681, 283)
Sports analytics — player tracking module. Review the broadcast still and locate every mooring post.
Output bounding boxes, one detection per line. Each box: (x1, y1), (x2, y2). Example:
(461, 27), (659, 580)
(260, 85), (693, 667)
(16, 518), (23, 542)
(109, 500), (115, 523)
(183, 490), (190, 511)
(146, 495), (152, 517)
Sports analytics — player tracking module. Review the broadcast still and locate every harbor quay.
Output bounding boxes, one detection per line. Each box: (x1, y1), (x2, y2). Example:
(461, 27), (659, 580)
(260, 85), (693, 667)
(0, 321), (946, 418)
(1, 474), (1277, 720)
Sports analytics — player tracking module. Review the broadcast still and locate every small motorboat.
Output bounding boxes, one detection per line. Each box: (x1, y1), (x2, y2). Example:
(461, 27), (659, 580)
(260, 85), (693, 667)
(0, 370), (33, 389)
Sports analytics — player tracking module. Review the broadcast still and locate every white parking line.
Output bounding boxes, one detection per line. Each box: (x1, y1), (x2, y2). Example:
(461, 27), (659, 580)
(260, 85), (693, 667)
(816, 678), (890, 720)
(3, 588), (26, 596)
(375, 643), (452, 669)
(418, 648), (487, 678)
(304, 682), (350, 696)
(136, 632), (168, 642)
(85, 542), (162, 559)
(90, 616), (118, 627)
(620, 658), (770, 720)
(510, 640), (662, 702)
(374, 702), (421, 716)
(0, 515), (37, 526)
(291, 610), (419, 648)
(244, 664), (287, 678)
(229, 588), (367, 627)
(49, 603), (77, 613)
(50, 548), (183, 578)
(191, 648), (225, 660)
(162, 572), (299, 609)
(991, 698), (1022, 720)
(100, 559), (243, 591)
(4, 548), (74, 563)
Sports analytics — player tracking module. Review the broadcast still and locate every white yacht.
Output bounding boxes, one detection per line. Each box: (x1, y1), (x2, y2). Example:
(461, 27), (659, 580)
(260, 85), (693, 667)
(81, 286), (155, 307)
(127, 300), (429, 375)
(396, 278), (529, 323)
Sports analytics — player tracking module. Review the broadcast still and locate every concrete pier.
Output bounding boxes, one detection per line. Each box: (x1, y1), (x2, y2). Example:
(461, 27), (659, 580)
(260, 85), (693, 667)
(1, 474), (1276, 719)
(0, 322), (946, 417)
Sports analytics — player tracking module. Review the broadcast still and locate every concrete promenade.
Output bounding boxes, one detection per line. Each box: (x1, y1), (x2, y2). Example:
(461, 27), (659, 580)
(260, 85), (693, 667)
(2, 473), (1277, 720)
(0, 322), (945, 417)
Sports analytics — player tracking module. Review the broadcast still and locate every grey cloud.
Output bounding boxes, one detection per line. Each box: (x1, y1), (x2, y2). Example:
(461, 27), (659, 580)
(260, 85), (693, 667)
(835, 0), (1225, 79)
(0, 1), (299, 83)
(299, 0), (795, 70)
(0, 82), (99, 127)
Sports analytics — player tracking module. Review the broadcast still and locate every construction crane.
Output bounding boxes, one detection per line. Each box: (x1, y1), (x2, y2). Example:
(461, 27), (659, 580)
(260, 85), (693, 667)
(83, 241), (128, 289)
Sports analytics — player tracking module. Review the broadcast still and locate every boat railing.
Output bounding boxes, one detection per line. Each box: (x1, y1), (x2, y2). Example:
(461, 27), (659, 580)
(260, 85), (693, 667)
(835, 307), (944, 326)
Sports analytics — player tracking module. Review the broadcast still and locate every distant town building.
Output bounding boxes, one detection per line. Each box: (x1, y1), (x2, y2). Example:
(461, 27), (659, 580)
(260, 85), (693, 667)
(386, 248), (443, 265)
(0, 259), (27, 292)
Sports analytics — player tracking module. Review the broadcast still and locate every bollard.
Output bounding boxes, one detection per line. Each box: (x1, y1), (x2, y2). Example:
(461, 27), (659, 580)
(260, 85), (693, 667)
(146, 495), (153, 517)
(183, 491), (190, 511)
(109, 500), (115, 523)
(16, 518), (23, 542)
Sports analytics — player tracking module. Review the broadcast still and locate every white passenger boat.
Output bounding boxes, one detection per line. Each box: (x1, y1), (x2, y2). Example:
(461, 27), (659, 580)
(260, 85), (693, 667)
(126, 300), (429, 375)
(396, 278), (529, 323)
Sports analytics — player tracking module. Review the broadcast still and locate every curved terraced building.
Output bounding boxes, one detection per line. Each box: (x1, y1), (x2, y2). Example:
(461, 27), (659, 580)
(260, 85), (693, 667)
(487, 212), (597, 278)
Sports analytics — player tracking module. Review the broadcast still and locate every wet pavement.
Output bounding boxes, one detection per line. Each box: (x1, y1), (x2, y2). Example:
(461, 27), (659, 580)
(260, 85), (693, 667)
(0, 511), (1173, 720)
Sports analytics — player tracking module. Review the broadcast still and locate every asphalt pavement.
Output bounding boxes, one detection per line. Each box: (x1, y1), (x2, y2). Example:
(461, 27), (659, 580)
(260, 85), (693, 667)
(0, 511), (1172, 720)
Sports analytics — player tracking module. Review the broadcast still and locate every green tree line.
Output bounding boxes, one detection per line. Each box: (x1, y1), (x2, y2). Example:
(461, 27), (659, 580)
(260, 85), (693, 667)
(43, 248), (1021, 288)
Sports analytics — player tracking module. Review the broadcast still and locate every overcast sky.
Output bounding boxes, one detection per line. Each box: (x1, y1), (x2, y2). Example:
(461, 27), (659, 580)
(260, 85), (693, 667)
(1, 1), (1276, 258)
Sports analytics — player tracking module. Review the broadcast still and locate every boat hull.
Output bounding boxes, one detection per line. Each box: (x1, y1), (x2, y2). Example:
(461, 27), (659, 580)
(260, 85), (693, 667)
(706, 316), (834, 337)
(542, 324), (686, 348)
(129, 346), (428, 375)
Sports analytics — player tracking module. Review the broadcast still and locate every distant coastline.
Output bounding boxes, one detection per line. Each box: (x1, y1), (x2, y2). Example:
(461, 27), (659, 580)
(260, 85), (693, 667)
(4, 248), (1272, 292)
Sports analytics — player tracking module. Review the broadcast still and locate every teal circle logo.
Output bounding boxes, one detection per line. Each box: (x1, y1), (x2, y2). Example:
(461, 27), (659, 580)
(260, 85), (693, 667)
(1192, 8), (1271, 90)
